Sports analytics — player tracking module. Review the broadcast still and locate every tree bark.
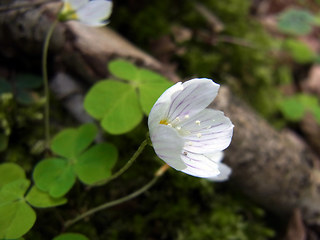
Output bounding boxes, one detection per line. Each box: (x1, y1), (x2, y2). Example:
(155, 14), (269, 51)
(0, 0), (176, 82)
(2, 0), (320, 224)
(212, 87), (320, 224)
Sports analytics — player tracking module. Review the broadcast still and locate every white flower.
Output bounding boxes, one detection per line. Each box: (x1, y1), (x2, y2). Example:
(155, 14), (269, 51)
(59, 0), (113, 26)
(148, 78), (234, 180)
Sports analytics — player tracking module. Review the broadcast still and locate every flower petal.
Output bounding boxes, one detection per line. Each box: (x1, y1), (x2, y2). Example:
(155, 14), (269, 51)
(150, 125), (186, 170)
(77, 0), (113, 26)
(208, 163), (232, 181)
(205, 151), (224, 163)
(167, 78), (219, 122)
(183, 109), (234, 154)
(67, 0), (88, 10)
(180, 151), (221, 178)
(148, 82), (183, 130)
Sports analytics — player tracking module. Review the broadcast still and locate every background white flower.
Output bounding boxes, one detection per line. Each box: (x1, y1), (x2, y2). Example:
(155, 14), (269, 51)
(148, 78), (234, 180)
(59, 0), (113, 26)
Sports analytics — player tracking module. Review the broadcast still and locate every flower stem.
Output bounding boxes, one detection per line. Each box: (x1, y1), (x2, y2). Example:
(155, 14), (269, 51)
(97, 139), (148, 185)
(64, 165), (168, 229)
(42, 19), (58, 150)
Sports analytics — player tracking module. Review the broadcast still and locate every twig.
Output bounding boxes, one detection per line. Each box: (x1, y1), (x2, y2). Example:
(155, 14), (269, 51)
(217, 35), (257, 49)
(194, 2), (224, 33)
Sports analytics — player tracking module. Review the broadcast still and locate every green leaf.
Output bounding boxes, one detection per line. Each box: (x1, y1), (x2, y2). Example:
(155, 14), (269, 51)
(277, 8), (315, 35)
(16, 89), (34, 105)
(138, 81), (172, 115)
(84, 80), (143, 134)
(0, 200), (36, 239)
(108, 59), (139, 81)
(137, 69), (172, 115)
(0, 78), (12, 94)
(298, 93), (318, 108)
(33, 158), (76, 198)
(0, 179), (30, 204)
(15, 74), (42, 89)
(51, 129), (77, 159)
(25, 186), (67, 208)
(0, 179), (35, 239)
(284, 39), (316, 63)
(138, 68), (169, 83)
(75, 143), (118, 184)
(279, 96), (305, 121)
(0, 163), (25, 188)
(53, 233), (89, 240)
(74, 124), (98, 156)
(51, 124), (97, 159)
(298, 94), (320, 123)
(311, 106), (320, 124)
(279, 94), (320, 123)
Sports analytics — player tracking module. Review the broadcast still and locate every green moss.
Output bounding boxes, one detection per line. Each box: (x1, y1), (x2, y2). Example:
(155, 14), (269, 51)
(112, 0), (287, 119)
(90, 167), (274, 239)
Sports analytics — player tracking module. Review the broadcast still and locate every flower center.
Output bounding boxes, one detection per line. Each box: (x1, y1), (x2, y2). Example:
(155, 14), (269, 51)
(60, 3), (79, 20)
(159, 116), (205, 139)
(159, 117), (191, 136)
(159, 119), (169, 125)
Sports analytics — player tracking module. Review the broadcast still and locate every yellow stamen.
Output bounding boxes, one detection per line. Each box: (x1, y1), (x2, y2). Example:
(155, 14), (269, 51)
(159, 119), (169, 125)
(61, 3), (78, 20)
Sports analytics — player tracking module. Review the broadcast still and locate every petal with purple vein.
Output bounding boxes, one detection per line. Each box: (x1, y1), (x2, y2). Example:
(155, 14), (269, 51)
(150, 125), (186, 170)
(167, 78), (219, 122)
(180, 152), (220, 178)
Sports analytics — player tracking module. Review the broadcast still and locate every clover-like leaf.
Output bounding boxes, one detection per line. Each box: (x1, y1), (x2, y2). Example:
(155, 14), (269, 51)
(34, 124), (119, 196)
(15, 74), (42, 89)
(279, 96), (304, 121)
(0, 179), (30, 203)
(51, 129), (77, 159)
(26, 186), (67, 208)
(74, 123), (98, 155)
(87, 60), (173, 132)
(0, 179), (36, 239)
(84, 80), (143, 134)
(51, 123), (97, 159)
(284, 39), (316, 63)
(0, 200), (36, 239)
(277, 8), (315, 35)
(33, 158), (76, 198)
(108, 59), (139, 81)
(0, 163), (25, 188)
(299, 94), (320, 123)
(137, 69), (172, 115)
(16, 88), (35, 105)
(280, 93), (320, 123)
(53, 233), (89, 240)
(75, 143), (118, 184)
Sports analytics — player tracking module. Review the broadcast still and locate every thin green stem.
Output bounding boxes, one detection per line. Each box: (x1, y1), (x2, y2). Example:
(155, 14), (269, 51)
(42, 19), (58, 150)
(97, 139), (148, 185)
(64, 174), (160, 229)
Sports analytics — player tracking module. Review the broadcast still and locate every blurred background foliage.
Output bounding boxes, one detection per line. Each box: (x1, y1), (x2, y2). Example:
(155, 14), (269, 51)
(2, 0), (320, 239)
